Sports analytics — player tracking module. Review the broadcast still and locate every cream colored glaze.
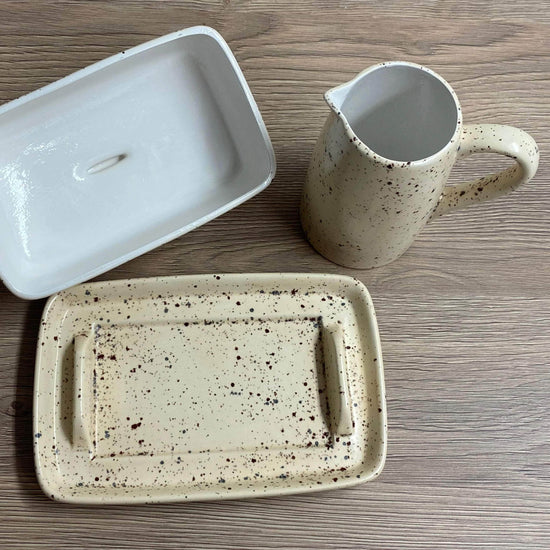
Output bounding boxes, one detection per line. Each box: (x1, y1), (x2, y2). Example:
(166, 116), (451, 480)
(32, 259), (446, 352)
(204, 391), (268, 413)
(33, 273), (386, 504)
(301, 61), (539, 268)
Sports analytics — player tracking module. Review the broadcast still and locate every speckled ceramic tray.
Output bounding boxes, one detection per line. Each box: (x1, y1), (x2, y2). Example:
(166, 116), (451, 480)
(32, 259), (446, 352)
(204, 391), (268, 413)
(34, 273), (386, 504)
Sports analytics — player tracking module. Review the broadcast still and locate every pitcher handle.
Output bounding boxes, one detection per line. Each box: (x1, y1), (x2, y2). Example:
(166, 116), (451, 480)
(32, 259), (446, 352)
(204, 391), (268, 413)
(430, 124), (539, 219)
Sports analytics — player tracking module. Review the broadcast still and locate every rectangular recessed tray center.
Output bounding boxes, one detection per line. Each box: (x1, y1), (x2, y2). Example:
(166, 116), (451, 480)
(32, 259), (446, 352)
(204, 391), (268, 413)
(90, 317), (326, 458)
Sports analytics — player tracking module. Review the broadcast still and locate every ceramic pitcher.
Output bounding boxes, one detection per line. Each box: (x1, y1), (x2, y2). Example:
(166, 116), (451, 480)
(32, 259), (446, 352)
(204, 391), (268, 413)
(301, 61), (539, 268)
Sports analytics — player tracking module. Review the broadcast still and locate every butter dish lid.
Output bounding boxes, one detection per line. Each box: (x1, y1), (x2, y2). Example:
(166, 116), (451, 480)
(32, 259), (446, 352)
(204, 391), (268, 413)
(34, 273), (386, 504)
(0, 27), (275, 299)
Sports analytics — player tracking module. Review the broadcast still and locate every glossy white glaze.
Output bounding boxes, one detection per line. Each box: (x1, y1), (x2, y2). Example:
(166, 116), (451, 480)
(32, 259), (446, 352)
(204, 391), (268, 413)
(0, 27), (275, 299)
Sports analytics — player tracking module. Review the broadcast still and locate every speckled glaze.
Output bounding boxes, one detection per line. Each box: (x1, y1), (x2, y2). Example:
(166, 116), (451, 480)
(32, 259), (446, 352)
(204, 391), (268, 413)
(34, 273), (386, 504)
(301, 62), (540, 268)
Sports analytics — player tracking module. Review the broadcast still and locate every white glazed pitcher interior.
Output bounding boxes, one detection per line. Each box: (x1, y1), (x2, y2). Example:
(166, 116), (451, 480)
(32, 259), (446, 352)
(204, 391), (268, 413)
(327, 63), (460, 163)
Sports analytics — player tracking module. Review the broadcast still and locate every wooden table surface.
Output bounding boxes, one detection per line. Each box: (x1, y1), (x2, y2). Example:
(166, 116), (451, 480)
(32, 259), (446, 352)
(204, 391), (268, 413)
(1, 1), (549, 548)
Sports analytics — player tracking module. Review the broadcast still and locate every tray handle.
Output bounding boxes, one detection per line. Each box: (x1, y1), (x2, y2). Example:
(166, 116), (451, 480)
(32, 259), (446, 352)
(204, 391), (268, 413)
(73, 333), (92, 449)
(322, 324), (354, 436)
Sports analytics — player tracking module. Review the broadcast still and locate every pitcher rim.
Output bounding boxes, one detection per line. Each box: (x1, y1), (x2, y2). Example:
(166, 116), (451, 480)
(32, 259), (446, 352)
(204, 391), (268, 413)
(324, 61), (463, 167)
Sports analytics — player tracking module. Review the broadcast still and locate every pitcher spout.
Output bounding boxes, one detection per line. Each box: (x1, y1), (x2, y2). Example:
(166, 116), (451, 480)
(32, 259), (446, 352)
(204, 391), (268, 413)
(324, 78), (357, 116)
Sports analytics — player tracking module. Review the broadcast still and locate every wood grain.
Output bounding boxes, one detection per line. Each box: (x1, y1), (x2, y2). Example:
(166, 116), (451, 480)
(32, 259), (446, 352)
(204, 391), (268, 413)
(0, 1), (549, 548)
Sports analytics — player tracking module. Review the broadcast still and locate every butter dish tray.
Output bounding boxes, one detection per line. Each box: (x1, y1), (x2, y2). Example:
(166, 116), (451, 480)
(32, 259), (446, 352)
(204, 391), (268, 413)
(34, 273), (386, 504)
(0, 27), (275, 299)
